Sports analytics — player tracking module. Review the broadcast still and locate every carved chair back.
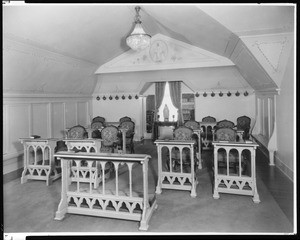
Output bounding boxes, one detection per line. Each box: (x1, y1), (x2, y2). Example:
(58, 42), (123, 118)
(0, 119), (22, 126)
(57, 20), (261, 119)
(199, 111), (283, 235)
(90, 121), (104, 139)
(100, 125), (120, 147)
(216, 119), (235, 129)
(236, 115), (251, 140)
(67, 125), (88, 139)
(119, 120), (135, 137)
(91, 121), (105, 130)
(92, 116), (106, 124)
(215, 127), (237, 142)
(236, 115), (251, 131)
(173, 126), (193, 140)
(184, 120), (199, 130)
(202, 116), (216, 122)
(119, 116), (132, 124)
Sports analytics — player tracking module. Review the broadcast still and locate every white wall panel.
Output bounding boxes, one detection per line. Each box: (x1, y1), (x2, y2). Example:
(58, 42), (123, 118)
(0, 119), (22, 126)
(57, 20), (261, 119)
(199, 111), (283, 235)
(51, 103), (64, 138)
(3, 95), (92, 176)
(92, 98), (142, 140)
(8, 104), (30, 153)
(3, 156), (24, 175)
(3, 105), (8, 155)
(32, 103), (48, 138)
(65, 102), (77, 128)
(195, 94), (255, 125)
(77, 102), (88, 126)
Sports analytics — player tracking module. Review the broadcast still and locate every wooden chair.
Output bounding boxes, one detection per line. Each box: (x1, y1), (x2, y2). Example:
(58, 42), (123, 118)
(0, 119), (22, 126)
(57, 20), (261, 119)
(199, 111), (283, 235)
(100, 125), (120, 153)
(119, 116), (132, 124)
(91, 121), (105, 139)
(200, 116), (217, 149)
(184, 120), (200, 151)
(213, 119), (235, 141)
(174, 125), (194, 141)
(215, 119), (235, 129)
(92, 116), (106, 125)
(236, 115), (251, 140)
(65, 125), (103, 187)
(202, 116), (216, 123)
(184, 120), (199, 130)
(118, 120), (135, 153)
(215, 127), (237, 142)
(100, 125), (121, 177)
(66, 125), (88, 139)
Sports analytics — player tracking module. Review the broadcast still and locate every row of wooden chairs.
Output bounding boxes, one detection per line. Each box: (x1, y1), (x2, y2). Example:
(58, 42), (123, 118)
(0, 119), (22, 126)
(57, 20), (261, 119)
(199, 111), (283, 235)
(58, 116), (135, 154)
(90, 116), (135, 154)
(168, 117), (251, 176)
(90, 116), (132, 129)
(184, 115), (251, 141)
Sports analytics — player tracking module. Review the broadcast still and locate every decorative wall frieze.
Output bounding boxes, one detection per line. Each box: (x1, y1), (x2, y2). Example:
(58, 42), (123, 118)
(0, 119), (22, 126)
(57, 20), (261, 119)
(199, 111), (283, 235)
(194, 90), (253, 98)
(96, 34), (234, 74)
(93, 93), (140, 101)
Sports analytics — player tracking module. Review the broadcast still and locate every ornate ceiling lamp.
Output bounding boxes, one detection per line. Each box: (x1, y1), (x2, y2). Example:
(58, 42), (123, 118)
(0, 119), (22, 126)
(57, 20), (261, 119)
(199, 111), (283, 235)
(126, 6), (151, 51)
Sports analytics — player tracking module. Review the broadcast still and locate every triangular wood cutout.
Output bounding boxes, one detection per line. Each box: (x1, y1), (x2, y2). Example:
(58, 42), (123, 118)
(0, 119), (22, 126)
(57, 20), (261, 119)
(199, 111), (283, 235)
(241, 32), (293, 85)
(256, 41), (286, 71)
(95, 34), (234, 74)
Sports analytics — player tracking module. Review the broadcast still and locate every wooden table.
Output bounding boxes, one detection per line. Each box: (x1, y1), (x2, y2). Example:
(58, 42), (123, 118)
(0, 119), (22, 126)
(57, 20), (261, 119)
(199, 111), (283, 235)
(153, 121), (177, 141)
(20, 138), (61, 185)
(212, 140), (260, 203)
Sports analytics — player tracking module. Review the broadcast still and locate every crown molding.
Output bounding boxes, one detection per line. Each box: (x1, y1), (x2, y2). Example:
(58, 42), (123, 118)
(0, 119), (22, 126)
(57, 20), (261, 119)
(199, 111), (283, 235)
(3, 32), (97, 69)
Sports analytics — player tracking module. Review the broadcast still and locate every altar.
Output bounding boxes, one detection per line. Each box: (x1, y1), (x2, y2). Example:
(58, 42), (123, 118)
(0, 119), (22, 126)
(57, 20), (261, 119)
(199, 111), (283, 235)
(152, 121), (178, 141)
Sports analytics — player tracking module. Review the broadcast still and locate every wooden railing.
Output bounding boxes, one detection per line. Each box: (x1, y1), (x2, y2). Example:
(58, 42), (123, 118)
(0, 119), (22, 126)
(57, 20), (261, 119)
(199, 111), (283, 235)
(20, 138), (61, 186)
(192, 129), (203, 169)
(154, 140), (198, 198)
(54, 151), (157, 231)
(212, 140), (260, 203)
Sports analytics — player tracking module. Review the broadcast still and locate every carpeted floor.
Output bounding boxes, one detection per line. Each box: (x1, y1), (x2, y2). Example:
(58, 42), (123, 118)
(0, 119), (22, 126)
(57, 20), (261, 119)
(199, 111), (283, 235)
(3, 141), (293, 235)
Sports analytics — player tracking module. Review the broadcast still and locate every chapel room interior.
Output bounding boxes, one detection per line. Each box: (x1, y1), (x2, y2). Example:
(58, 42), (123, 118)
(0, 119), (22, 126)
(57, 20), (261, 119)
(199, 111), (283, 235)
(3, 2), (296, 237)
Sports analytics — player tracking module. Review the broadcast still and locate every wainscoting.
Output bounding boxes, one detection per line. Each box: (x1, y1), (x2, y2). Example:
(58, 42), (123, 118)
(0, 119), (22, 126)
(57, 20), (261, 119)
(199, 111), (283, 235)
(3, 93), (92, 175)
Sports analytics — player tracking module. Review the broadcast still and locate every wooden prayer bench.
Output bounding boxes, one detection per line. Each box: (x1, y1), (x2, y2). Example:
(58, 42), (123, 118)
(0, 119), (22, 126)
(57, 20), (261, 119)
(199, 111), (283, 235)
(154, 140), (198, 198)
(20, 138), (62, 186)
(212, 140), (260, 203)
(54, 151), (158, 231)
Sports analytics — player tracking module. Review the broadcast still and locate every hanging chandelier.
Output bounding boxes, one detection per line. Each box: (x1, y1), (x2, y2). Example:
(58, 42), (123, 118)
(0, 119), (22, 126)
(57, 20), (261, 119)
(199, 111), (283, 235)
(126, 6), (151, 51)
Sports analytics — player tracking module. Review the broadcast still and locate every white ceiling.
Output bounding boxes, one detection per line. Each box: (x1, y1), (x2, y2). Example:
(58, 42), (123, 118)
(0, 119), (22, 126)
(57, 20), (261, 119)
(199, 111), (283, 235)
(3, 3), (295, 94)
(196, 4), (294, 36)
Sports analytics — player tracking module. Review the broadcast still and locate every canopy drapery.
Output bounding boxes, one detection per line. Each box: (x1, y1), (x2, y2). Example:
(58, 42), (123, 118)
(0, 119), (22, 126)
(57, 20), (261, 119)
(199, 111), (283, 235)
(169, 81), (183, 125)
(155, 82), (166, 121)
